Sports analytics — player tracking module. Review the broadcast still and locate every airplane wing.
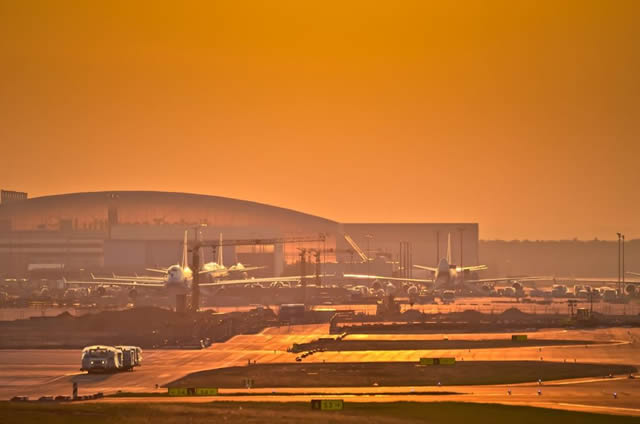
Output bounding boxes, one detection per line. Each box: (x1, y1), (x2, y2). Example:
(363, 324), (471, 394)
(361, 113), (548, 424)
(627, 272), (640, 277)
(199, 274), (331, 287)
(343, 273), (434, 284)
(551, 276), (640, 285)
(125, 273), (165, 281)
(146, 268), (169, 274)
(463, 276), (550, 284)
(86, 273), (166, 287)
(465, 275), (640, 285)
(199, 266), (265, 276)
(199, 269), (227, 276)
(69, 279), (164, 288)
(227, 266), (266, 273)
(413, 265), (438, 272)
(459, 265), (489, 272)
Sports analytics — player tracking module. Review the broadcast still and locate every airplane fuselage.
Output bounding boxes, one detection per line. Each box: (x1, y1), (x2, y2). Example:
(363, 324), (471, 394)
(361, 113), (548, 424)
(166, 265), (192, 288)
(433, 258), (460, 289)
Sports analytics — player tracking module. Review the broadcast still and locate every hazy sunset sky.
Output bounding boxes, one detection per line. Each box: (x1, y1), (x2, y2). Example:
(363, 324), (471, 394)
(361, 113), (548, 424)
(1, 1), (638, 240)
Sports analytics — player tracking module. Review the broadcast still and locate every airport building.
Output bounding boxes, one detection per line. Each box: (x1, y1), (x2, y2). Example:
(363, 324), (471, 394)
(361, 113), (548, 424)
(0, 191), (479, 277)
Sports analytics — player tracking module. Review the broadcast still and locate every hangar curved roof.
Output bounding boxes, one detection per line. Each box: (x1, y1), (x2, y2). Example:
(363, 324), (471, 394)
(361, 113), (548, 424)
(0, 191), (338, 235)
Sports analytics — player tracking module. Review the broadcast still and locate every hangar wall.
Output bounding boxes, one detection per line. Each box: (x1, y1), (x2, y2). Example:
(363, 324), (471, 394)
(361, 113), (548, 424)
(0, 191), (479, 277)
(341, 223), (480, 270)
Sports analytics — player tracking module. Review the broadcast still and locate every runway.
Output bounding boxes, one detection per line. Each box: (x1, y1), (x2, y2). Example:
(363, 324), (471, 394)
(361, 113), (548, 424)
(1, 325), (639, 416)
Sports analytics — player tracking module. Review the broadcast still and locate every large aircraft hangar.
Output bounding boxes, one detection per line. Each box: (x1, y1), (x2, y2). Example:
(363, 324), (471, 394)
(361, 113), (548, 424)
(0, 191), (479, 277)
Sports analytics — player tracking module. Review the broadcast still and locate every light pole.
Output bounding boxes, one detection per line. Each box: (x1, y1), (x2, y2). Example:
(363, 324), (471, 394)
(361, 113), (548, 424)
(191, 224), (208, 263)
(191, 223), (207, 312)
(436, 231), (440, 264)
(617, 232), (622, 295)
(622, 234), (625, 292)
(458, 228), (464, 285)
(365, 234), (373, 276)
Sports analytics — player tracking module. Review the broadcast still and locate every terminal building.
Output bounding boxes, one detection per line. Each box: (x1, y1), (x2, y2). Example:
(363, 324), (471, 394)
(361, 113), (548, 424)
(0, 191), (479, 277)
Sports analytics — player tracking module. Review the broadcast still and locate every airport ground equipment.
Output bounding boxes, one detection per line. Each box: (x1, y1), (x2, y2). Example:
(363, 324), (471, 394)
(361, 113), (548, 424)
(80, 345), (123, 373)
(80, 345), (142, 373)
(279, 303), (306, 323)
(115, 345), (143, 370)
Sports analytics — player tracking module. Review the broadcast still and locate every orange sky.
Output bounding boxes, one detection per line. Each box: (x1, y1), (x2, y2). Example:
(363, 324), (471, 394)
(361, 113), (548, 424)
(1, 1), (638, 240)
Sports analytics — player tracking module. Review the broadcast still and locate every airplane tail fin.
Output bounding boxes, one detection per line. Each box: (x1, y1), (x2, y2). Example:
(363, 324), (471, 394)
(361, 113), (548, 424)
(218, 233), (224, 267)
(181, 230), (188, 269)
(446, 233), (452, 265)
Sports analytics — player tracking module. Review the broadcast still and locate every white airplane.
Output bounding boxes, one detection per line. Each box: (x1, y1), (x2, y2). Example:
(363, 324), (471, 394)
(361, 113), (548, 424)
(198, 233), (264, 280)
(412, 233), (545, 291)
(81, 231), (327, 291)
(539, 274), (640, 296)
(346, 233), (543, 292)
(86, 230), (193, 290)
(413, 233), (488, 290)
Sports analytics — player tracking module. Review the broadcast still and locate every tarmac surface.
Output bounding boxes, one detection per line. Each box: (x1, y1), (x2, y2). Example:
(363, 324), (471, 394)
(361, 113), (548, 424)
(2, 298), (639, 321)
(315, 299), (640, 316)
(1, 324), (640, 416)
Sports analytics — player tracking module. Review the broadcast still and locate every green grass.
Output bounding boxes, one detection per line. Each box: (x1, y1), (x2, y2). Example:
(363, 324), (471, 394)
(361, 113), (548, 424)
(167, 361), (637, 388)
(106, 391), (171, 397)
(290, 339), (598, 353)
(108, 390), (462, 397)
(0, 401), (637, 424)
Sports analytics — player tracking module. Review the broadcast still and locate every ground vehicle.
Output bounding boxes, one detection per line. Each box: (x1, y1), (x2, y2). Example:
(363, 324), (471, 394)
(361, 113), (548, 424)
(502, 287), (516, 297)
(551, 285), (568, 297)
(115, 345), (143, 370)
(81, 345), (123, 373)
(81, 345), (142, 373)
(602, 288), (618, 302)
(442, 290), (455, 302)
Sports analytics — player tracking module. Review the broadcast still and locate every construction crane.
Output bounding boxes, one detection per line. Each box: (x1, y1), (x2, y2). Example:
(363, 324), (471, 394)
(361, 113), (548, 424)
(343, 234), (393, 263)
(190, 234), (326, 311)
(344, 234), (369, 262)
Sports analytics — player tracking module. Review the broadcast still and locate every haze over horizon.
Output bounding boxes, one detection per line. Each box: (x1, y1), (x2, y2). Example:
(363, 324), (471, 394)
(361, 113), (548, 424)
(1, 1), (638, 240)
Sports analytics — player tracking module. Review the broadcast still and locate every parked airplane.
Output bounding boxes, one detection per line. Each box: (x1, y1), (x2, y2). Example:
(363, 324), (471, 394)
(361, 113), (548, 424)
(198, 233), (264, 280)
(346, 233), (543, 293)
(80, 231), (325, 291)
(540, 274), (640, 296)
(412, 233), (488, 289)
(90, 230), (193, 289)
(413, 233), (548, 292)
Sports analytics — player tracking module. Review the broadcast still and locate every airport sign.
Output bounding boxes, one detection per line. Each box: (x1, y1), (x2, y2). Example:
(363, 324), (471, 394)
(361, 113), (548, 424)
(420, 357), (456, 365)
(311, 399), (344, 410)
(168, 387), (218, 396)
